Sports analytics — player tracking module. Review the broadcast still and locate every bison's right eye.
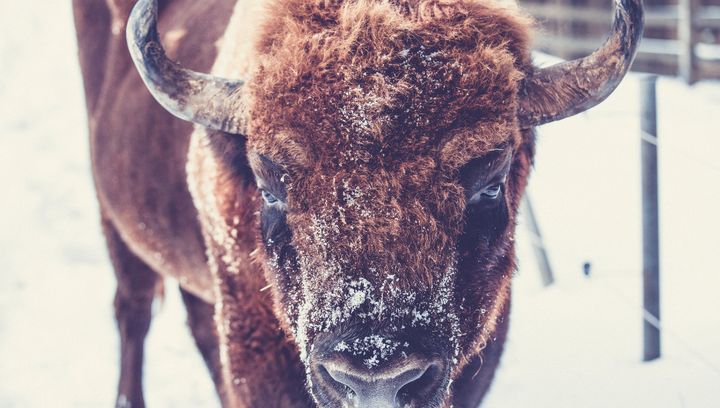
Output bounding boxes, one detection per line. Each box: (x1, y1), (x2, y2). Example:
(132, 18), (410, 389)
(261, 189), (279, 205)
(260, 189), (286, 211)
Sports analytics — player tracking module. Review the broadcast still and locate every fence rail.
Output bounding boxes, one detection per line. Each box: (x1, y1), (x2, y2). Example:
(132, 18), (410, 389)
(522, 1), (720, 83)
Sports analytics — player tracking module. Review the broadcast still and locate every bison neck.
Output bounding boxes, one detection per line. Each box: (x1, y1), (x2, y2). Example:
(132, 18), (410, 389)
(453, 296), (511, 406)
(89, 0), (273, 303)
(87, 0), (248, 303)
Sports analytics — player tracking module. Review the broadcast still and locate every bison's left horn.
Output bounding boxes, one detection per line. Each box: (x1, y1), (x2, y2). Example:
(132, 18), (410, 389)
(518, 0), (644, 128)
(126, 0), (246, 134)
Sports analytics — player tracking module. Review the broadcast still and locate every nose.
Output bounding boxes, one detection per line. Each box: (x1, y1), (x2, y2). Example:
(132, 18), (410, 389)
(318, 358), (445, 407)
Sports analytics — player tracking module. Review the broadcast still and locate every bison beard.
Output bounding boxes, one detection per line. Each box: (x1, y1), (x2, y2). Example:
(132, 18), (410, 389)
(74, 0), (642, 406)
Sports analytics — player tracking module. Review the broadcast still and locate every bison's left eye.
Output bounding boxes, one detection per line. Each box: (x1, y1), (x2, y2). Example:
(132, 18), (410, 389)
(480, 183), (502, 199)
(468, 181), (504, 205)
(460, 147), (512, 209)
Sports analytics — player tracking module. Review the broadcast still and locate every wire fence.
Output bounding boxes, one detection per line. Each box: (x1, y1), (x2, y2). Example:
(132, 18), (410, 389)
(589, 272), (720, 379)
(519, 0), (720, 83)
(642, 130), (720, 174)
(521, 74), (720, 381)
(521, 220), (720, 380)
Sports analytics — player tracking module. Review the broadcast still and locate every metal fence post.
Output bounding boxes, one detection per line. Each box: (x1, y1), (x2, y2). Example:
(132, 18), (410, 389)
(641, 75), (661, 361)
(679, 0), (699, 84)
(522, 195), (555, 287)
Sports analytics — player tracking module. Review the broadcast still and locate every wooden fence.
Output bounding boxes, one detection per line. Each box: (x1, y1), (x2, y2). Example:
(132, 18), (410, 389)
(520, 0), (720, 83)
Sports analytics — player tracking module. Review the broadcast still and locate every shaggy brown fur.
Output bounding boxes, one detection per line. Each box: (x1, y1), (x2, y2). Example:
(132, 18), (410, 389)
(76, 0), (538, 407)
(244, 0), (536, 404)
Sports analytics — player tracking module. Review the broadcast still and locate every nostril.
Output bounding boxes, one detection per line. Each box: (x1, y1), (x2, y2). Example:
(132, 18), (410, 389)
(397, 363), (443, 404)
(318, 364), (356, 396)
(318, 359), (445, 407)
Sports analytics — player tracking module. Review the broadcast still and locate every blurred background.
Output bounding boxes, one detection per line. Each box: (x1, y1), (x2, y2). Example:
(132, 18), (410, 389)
(527, 0), (720, 83)
(0, 0), (718, 407)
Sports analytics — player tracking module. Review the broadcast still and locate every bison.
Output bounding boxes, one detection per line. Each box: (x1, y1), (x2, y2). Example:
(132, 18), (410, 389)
(72, 0), (643, 406)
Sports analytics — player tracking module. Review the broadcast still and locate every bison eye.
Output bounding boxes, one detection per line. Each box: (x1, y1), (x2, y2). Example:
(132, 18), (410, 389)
(481, 183), (502, 199)
(261, 189), (277, 204)
(468, 182), (503, 205)
(261, 189), (283, 207)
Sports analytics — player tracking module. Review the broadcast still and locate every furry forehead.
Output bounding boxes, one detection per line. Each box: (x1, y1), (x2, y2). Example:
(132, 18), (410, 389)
(248, 0), (534, 166)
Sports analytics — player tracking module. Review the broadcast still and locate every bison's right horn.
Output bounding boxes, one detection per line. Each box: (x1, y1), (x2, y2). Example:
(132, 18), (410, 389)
(126, 0), (247, 134)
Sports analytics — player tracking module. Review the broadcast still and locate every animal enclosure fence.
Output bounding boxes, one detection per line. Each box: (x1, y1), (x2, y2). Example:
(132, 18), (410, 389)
(520, 0), (720, 83)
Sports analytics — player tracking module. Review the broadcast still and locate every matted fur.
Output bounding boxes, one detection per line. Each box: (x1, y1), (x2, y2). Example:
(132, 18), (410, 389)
(76, 0), (541, 406)
(237, 0), (537, 405)
(249, 0), (533, 163)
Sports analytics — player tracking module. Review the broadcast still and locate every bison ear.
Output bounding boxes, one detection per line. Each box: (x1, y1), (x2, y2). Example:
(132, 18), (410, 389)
(126, 0), (248, 135)
(517, 0), (643, 128)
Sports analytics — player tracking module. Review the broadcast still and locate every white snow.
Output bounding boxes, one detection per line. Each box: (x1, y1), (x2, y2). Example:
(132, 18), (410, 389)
(335, 335), (404, 369)
(483, 74), (720, 407)
(1, 2), (719, 407)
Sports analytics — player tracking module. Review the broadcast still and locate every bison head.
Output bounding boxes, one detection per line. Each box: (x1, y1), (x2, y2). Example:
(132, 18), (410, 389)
(127, 0), (642, 406)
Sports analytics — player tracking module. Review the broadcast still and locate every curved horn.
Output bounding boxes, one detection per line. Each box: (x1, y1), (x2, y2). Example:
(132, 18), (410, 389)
(518, 0), (644, 128)
(126, 0), (246, 134)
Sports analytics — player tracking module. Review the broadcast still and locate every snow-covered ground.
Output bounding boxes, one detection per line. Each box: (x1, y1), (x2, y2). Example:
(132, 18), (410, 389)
(1, 2), (719, 407)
